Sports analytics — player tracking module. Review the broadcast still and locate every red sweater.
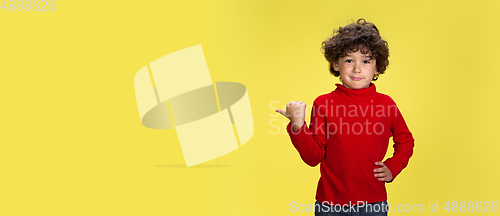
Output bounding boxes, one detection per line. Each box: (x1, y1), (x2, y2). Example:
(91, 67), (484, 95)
(286, 83), (414, 206)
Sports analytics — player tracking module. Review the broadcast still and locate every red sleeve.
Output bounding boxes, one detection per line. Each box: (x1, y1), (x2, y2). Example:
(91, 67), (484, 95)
(383, 106), (415, 182)
(286, 100), (327, 167)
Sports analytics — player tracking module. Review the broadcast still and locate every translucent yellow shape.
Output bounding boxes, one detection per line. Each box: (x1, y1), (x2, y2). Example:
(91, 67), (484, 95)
(133, 44), (254, 167)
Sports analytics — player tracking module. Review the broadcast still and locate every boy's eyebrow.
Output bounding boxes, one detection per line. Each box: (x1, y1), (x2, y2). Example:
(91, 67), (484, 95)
(343, 54), (373, 58)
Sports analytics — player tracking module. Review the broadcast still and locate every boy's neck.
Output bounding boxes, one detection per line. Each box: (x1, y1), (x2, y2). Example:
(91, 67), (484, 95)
(342, 82), (371, 89)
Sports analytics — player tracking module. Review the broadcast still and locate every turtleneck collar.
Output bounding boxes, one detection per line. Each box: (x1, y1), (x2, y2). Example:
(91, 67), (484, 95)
(333, 83), (377, 99)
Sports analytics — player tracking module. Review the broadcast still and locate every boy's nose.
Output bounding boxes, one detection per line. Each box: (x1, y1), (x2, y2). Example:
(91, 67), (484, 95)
(353, 63), (361, 73)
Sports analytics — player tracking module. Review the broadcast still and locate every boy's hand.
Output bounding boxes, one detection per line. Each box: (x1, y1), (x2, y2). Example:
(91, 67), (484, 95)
(276, 101), (306, 132)
(374, 162), (393, 182)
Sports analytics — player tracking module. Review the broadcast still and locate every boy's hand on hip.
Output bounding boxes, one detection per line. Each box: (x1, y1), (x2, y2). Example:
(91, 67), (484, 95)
(275, 101), (306, 132)
(374, 162), (393, 182)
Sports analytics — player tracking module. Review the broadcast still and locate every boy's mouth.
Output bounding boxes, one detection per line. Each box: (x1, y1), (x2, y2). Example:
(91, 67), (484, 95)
(350, 77), (362, 81)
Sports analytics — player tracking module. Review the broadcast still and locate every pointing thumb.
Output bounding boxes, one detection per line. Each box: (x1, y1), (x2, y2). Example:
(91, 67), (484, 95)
(276, 109), (286, 117)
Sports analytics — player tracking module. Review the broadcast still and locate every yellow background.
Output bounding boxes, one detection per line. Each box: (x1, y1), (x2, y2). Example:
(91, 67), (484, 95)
(1, 0), (499, 215)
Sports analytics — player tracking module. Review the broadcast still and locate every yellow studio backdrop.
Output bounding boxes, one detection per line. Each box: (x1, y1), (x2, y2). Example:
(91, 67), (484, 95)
(1, 0), (499, 215)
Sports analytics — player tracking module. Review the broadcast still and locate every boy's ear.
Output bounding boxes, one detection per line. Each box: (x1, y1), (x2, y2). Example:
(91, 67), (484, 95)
(375, 66), (379, 74)
(332, 61), (339, 71)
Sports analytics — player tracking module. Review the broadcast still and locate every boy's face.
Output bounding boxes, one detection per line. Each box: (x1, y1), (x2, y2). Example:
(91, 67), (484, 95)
(333, 50), (378, 90)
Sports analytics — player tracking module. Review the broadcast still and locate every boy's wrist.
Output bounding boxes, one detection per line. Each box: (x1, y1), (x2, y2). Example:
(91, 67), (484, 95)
(290, 117), (304, 124)
(289, 121), (304, 133)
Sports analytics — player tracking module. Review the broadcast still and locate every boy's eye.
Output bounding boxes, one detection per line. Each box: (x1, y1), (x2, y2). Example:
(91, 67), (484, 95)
(363, 60), (370, 64)
(345, 60), (353, 63)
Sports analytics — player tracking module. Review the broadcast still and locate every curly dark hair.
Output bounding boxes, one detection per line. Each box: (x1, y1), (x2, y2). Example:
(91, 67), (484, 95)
(321, 18), (389, 81)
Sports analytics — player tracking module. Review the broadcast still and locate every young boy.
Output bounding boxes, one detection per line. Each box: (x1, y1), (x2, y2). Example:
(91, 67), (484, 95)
(276, 18), (414, 215)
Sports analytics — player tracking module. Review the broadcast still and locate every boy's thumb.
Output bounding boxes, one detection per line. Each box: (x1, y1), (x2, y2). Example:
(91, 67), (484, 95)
(275, 109), (286, 117)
